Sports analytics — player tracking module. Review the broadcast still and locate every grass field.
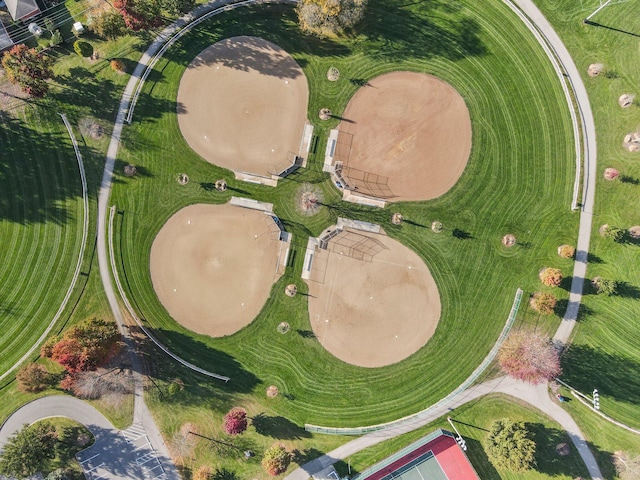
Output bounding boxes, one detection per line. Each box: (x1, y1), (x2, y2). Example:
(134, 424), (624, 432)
(111, 0), (577, 428)
(0, 110), (86, 383)
(532, 0), (640, 432)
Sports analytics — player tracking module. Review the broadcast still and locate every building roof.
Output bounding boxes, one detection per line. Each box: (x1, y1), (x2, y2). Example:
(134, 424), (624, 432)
(0, 20), (12, 50)
(4, 0), (40, 21)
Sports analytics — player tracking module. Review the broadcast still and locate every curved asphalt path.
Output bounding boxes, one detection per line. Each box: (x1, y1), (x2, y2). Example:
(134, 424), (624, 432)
(286, 0), (601, 479)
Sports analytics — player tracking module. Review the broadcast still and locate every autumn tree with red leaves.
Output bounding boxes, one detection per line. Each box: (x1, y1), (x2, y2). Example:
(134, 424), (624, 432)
(1, 45), (53, 98)
(41, 318), (120, 373)
(223, 407), (248, 435)
(498, 330), (561, 384)
(113, 0), (163, 31)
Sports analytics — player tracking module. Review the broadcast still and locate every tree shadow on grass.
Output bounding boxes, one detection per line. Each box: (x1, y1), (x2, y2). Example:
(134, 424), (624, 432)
(615, 281), (640, 299)
(252, 413), (311, 439)
(553, 298), (594, 320)
(562, 344), (640, 407)
(526, 423), (591, 478)
(163, 5), (350, 78)
(0, 112), (81, 225)
(291, 447), (326, 469)
(358, 0), (486, 61)
(130, 325), (260, 395)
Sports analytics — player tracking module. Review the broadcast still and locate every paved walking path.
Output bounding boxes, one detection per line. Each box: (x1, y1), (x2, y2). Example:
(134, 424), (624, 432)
(510, 0), (598, 346)
(286, 0), (602, 478)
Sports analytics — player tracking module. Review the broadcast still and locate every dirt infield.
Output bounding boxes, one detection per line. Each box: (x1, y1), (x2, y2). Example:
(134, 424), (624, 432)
(307, 230), (441, 367)
(177, 36), (309, 177)
(337, 72), (471, 201)
(150, 204), (282, 337)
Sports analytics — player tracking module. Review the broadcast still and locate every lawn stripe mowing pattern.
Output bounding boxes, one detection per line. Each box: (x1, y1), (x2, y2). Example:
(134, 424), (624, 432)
(0, 112), (85, 381)
(111, 0), (578, 426)
(532, 0), (640, 431)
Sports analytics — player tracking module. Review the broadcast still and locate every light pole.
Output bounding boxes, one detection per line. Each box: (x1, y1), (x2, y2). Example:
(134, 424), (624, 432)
(447, 417), (467, 451)
(593, 389), (600, 410)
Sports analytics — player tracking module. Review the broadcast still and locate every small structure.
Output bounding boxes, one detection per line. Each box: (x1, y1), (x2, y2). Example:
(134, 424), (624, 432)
(5, 0), (40, 21)
(319, 108), (331, 120)
(72, 22), (85, 35)
(27, 22), (42, 37)
(502, 234), (516, 247)
(123, 164), (136, 177)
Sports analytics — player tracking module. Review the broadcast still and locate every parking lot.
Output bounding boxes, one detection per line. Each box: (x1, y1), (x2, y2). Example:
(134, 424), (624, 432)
(77, 423), (170, 480)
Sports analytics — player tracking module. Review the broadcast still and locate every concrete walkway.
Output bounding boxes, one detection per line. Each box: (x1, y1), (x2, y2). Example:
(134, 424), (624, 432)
(286, 0), (602, 478)
(510, 0), (598, 346)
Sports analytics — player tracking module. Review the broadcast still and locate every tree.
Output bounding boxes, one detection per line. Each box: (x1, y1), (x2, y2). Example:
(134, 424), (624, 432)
(557, 244), (575, 258)
(498, 330), (561, 384)
(16, 363), (53, 393)
(486, 418), (536, 472)
(262, 443), (291, 476)
(42, 318), (121, 373)
(614, 451), (640, 480)
(592, 277), (617, 296)
(538, 267), (563, 287)
(296, 0), (367, 38)
(223, 407), (248, 435)
(193, 465), (212, 480)
(1, 44), (53, 98)
(91, 11), (126, 40)
(113, 0), (163, 31)
(529, 292), (557, 315)
(0, 422), (56, 477)
(162, 0), (195, 15)
(601, 224), (625, 242)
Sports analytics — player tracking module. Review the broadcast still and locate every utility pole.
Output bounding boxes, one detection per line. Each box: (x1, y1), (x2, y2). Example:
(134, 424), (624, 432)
(447, 417), (467, 451)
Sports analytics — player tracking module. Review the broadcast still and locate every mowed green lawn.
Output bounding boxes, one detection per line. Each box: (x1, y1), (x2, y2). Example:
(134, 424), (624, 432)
(0, 111), (86, 382)
(112, 0), (577, 427)
(533, 0), (640, 431)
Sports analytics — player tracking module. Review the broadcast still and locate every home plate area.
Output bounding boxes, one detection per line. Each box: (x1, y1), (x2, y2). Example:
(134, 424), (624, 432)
(77, 424), (168, 480)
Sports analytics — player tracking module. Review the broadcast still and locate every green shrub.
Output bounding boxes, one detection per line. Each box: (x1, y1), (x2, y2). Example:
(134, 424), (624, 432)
(73, 40), (93, 57)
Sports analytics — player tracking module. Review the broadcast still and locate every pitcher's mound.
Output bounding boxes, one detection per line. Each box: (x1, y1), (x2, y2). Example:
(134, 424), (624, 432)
(150, 203), (282, 337)
(307, 230), (441, 367)
(337, 72), (471, 201)
(177, 36), (309, 177)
